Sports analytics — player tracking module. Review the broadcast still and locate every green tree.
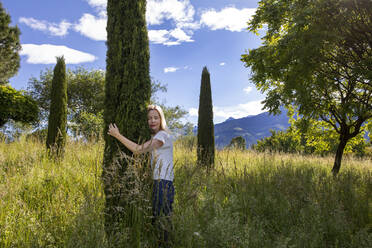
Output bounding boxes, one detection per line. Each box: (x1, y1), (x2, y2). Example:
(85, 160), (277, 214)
(46, 57), (67, 157)
(253, 106), (368, 156)
(197, 67), (215, 168)
(228, 136), (246, 150)
(0, 2), (20, 85)
(161, 104), (189, 131)
(0, 85), (38, 127)
(242, 0), (372, 175)
(28, 68), (189, 140)
(150, 80), (193, 133)
(0, 3), (38, 129)
(103, 0), (151, 243)
(28, 67), (105, 135)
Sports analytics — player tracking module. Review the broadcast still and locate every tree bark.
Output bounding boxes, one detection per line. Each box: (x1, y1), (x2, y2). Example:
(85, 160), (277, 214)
(332, 136), (348, 176)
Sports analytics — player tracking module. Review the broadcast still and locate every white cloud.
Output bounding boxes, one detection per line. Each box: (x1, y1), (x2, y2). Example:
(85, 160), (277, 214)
(189, 108), (198, 117)
(19, 17), (47, 30)
(48, 21), (72, 36)
(163, 41), (181, 46)
(164, 67), (179, 73)
(219, 62), (226, 66)
(148, 29), (170, 44)
(147, 0), (195, 26)
(146, 0), (198, 45)
(243, 86), (253, 94)
(200, 7), (256, 32)
(19, 17), (72, 36)
(20, 1), (198, 45)
(74, 12), (107, 41)
(169, 28), (193, 42)
(214, 100), (265, 119)
(20, 44), (96, 64)
(149, 28), (193, 46)
(189, 100), (265, 119)
(86, 0), (107, 8)
(177, 21), (200, 30)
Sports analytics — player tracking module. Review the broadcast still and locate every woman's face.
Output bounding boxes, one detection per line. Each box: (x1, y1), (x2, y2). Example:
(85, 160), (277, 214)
(148, 109), (161, 134)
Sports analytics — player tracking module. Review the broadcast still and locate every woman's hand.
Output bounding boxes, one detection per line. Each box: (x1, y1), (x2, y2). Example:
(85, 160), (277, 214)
(108, 123), (121, 138)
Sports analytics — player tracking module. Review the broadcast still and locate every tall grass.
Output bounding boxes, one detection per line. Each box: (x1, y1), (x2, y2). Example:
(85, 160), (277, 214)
(0, 137), (371, 247)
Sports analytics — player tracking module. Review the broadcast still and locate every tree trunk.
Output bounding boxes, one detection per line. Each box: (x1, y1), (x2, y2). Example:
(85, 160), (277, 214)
(332, 136), (348, 176)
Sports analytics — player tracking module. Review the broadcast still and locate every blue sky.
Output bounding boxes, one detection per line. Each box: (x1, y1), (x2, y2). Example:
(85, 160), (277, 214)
(3, 0), (266, 124)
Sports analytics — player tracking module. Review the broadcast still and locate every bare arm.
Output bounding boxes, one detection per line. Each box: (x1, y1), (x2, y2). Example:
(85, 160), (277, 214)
(107, 123), (163, 154)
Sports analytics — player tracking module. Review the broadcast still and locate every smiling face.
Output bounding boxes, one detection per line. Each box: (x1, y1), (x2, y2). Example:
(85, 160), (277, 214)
(148, 109), (161, 134)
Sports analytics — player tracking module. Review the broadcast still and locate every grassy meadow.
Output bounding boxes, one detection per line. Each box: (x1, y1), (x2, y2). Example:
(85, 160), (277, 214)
(0, 137), (371, 247)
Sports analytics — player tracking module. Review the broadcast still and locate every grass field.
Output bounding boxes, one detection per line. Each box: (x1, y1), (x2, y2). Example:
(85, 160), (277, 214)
(0, 137), (371, 247)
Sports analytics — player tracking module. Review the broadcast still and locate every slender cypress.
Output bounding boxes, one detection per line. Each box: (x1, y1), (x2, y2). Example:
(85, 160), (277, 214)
(197, 67), (215, 168)
(103, 0), (151, 242)
(46, 56), (67, 157)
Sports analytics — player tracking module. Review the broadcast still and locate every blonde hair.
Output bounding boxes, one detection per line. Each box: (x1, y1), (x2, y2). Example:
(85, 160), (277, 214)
(147, 104), (168, 131)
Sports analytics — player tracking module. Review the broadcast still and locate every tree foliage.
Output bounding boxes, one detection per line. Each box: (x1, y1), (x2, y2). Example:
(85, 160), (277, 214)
(0, 85), (38, 127)
(28, 68), (189, 140)
(46, 57), (67, 157)
(103, 0), (151, 241)
(253, 108), (368, 157)
(28, 67), (105, 140)
(0, 2), (21, 85)
(228, 136), (246, 150)
(197, 67), (215, 168)
(242, 0), (372, 175)
(0, 3), (39, 129)
(150, 79), (192, 133)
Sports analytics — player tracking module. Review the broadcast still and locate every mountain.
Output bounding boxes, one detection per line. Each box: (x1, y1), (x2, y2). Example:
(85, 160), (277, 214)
(214, 110), (290, 148)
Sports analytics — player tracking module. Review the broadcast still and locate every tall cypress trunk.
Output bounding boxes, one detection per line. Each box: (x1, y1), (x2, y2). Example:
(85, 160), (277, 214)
(103, 0), (151, 244)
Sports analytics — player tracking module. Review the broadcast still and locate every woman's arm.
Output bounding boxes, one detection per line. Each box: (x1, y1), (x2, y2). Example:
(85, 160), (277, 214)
(107, 123), (163, 154)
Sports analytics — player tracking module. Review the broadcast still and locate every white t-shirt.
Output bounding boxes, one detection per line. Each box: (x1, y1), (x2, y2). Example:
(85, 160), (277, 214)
(152, 130), (174, 181)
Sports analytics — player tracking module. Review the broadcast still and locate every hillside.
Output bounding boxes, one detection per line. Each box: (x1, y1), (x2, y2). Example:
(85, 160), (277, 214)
(214, 110), (290, 148)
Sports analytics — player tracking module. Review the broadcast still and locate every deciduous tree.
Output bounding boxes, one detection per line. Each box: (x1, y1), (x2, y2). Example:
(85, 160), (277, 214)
(0, 85), (38, 127)
(228, 136), (246, 150)
(242, 0), (372, 175)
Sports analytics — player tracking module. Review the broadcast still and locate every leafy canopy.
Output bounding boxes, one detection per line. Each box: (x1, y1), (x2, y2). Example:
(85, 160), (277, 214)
(0, 85), (39, 127)
(242, 0), (371, 122)
(242, 0), (372, 173)
(0, 2), (21, 85)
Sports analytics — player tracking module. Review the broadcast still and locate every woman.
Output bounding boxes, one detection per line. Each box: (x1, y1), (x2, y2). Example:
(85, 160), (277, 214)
(107, 104), (174, 246)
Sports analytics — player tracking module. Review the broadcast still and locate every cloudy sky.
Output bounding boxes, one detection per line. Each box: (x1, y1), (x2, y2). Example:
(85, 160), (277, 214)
(3, 0), (266, 124)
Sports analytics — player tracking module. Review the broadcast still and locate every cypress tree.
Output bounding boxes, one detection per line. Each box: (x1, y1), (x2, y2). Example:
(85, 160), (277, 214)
(197, 67), (215, 168)
(46, 56), (67, 157)
(103, 0), (151, 242)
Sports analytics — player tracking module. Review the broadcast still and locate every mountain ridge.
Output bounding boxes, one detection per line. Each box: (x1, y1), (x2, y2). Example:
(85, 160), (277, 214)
(214, 109), (290, 148)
